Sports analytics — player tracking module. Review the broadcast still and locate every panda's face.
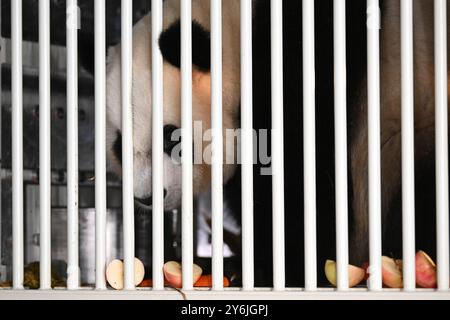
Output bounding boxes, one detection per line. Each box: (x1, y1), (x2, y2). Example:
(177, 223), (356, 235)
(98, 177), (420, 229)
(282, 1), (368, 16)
(106, 0), (241, 211)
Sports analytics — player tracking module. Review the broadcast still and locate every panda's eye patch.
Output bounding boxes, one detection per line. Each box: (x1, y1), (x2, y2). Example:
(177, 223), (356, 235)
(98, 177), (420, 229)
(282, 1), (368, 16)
(113, 130), (122, 165)
(164, 125), (181, 155)
(159, 19), (211, 72)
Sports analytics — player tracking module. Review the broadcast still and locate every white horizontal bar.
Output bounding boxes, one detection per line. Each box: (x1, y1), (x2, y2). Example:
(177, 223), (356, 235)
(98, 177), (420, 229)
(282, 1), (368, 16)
(121, 0), (135, 290)
(303, 0), (317, 292)
(1, 288), (450, 301)
(271, 0), (285, 291)
(367, 0), (382, 291)
(39, 0), (51, 290)
(434, 0), (449, 292)
(211, 0), (224, 291)
(66, 0), (80, 290)
(181, 0), (194, 290)
(333, 0), (349, 291)
(151, 0), (165, 291)
(240, 0), (254, 291)
(95, 0), (107, 290)
(11, 0), (24, 290)
(401, 0), (416, 292)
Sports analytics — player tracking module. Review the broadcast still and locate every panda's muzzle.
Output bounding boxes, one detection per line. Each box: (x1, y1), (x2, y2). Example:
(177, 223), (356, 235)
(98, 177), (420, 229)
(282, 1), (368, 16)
(135, 189), (167, 207)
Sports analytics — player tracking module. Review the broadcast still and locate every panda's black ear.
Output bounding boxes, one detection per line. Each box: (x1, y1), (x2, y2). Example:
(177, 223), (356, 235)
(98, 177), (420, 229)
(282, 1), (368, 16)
(191, 20), (211, 72)
(159, 19), (211, 72)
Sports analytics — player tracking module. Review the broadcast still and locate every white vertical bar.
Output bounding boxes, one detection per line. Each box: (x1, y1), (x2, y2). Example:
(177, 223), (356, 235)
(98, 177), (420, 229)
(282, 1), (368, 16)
(11, 0), (24, 289)
(271, 0), (285, 291)
(39, 0), (51, 290)
(211, 0), (224, 291)
(151, 0), (165, 291)
(333, 0), (349, 291)
(367, 0), (382, 291)
(181, 0), (194, 291)
(121, 0), (135, 290)
(95, 0), (107, 290)
(303, 0), (317, 292)
(401, 0), (416, 291)
(67, 0), (80, 290)
(434, 0), (449, 292)
(0, 0), (3, 281)
(241, 0), (254, 291)
(0, 0), (2, 279)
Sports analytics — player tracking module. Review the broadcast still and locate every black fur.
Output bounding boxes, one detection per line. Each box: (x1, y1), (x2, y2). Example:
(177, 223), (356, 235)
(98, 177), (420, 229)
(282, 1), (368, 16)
(245, 0), (368, 287)
(159, 19), (211, 72)
(163, 124), (181, 155)
(113, 131), (122, 165)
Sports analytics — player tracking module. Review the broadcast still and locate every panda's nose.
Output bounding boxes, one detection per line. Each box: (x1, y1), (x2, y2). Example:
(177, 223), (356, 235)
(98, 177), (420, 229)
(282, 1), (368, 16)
(135, 189), (167, 207)
(164, 125), (181, 155)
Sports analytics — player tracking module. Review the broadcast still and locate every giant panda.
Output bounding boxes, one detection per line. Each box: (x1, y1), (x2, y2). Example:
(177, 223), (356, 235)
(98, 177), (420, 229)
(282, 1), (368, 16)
(105, 0), (245, 279)
(105, 0), (447, 286)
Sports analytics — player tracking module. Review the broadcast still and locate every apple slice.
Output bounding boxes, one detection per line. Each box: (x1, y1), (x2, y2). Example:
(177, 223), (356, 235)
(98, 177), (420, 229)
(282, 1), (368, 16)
(361, 261), (370, 281)
(324, 260), (365, 287)
(395, 259), (403, 272)
(106, 258), (146, 290)
(381, 256), (403, 288)
(163, 261), (203, 288)
(415, 250), (437, 288)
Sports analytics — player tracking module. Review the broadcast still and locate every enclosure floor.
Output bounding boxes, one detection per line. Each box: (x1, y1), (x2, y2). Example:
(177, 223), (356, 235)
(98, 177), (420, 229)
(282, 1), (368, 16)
(0, 287), (449, 300)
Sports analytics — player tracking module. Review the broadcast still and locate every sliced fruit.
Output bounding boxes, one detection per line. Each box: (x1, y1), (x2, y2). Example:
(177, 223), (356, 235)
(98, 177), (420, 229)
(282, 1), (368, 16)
(381, 256), (403, 288)
(324, 260), (365, 287)
(415, 250), (437, 288)
(163, 261), (203, 288)
(106, 258), (146, 290)
(361, 261), (370, 281)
